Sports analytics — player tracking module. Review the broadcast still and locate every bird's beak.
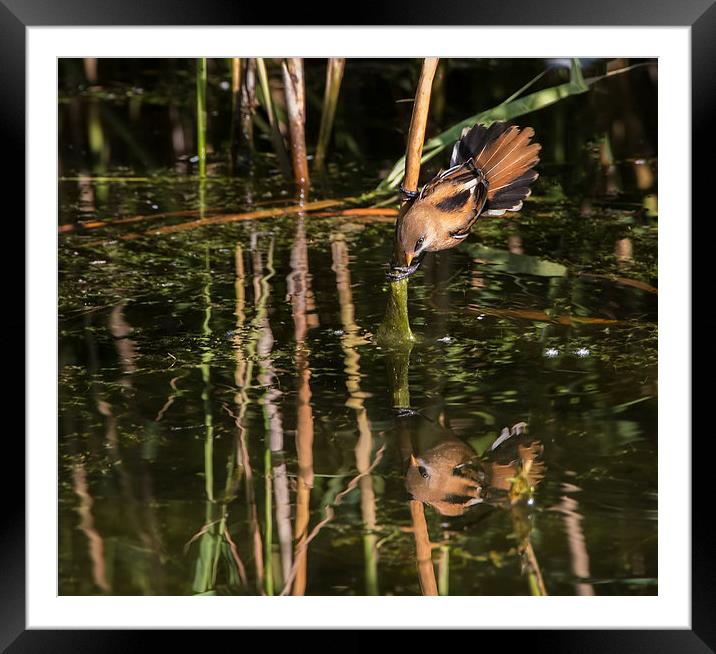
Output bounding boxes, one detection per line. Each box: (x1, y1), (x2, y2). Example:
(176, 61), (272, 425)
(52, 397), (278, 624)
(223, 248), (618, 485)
(405, 252), (414, 267)
(409, 453), (419, 467)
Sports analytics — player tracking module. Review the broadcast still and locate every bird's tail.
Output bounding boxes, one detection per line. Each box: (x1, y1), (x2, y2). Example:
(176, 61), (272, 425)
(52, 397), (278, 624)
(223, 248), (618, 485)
(450, 122), (540, 215)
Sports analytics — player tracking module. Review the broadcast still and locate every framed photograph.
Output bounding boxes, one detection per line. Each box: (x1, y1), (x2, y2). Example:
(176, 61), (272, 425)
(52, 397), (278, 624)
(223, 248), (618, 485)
(6, 0), (710, 649)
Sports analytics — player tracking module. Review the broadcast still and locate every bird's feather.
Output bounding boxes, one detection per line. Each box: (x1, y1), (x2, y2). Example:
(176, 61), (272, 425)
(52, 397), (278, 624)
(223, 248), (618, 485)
(451, 122), (540, 214)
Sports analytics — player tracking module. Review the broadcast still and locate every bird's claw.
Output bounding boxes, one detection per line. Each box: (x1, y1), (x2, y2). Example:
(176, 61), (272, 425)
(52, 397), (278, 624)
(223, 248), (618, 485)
(394, 407), (419, 418)
(386, 264), (418, 281)
(399, 184), (420, 202)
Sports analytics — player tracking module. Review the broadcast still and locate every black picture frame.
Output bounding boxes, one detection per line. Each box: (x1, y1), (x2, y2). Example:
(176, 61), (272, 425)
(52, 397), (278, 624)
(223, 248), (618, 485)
(4, 0), (710, 650)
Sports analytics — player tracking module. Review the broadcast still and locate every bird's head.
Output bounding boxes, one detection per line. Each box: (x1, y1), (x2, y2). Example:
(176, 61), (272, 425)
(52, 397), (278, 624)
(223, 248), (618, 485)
(390, 203), (434, 277)
(405, 446), (485, 517)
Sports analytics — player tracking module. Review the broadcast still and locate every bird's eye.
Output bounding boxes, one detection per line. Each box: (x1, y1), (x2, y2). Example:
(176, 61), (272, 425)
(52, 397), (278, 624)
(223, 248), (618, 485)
(415, 236), (425, 251)
(418, 465), (429, 479)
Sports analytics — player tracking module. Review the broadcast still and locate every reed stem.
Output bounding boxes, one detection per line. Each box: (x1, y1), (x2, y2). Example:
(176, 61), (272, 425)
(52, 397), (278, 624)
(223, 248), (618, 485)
(196, 58), (207, 179)
(229, 58), (241, 171)
(282, 58), (310, 197)
(256, 58), (292, 178)
(377, 58), (439, 347)
(314, 58), (345, 171)
(239, 58), (257, 156)
(403, 58), (439, 193)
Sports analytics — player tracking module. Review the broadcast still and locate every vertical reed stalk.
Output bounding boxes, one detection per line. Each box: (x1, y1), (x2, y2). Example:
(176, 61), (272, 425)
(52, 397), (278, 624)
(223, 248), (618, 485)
(377, 57), (439, 347)
(83, 57), (98, 84)
(402, 58), (440, 200)
(239, 58), (257, 155)
(87, 97), (108, 178)
(255, 58), (292, 178)
(282, 58), (310, 197)
(229, 58), (242, 171)
(231, 58), (241, 105)
(314, 58), (345, 171)
(196, 58), (208, 179)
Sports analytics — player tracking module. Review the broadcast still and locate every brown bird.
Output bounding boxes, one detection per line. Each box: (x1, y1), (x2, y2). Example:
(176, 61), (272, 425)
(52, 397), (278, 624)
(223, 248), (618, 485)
(404, 419), (544, 517)
(390, 122), (541, 279)
(406, 439), (487, 517)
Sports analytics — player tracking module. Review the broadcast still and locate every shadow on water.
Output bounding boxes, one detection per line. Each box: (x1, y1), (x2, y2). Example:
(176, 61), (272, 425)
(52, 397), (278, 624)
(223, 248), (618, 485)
(58, 58), (657, 596)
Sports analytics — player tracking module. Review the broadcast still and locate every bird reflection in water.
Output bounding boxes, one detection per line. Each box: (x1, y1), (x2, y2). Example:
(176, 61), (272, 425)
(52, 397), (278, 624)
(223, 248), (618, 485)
(403, 416), (544, 516)
(400, 412), (548, 595)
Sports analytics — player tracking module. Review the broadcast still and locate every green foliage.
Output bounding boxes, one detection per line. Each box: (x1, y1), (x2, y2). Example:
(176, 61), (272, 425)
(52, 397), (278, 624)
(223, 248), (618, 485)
(377, 59), (646, 192)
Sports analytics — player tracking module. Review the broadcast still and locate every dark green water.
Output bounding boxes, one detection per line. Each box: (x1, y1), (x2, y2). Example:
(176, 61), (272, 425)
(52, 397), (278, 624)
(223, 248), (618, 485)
(58, 58), (657, 596)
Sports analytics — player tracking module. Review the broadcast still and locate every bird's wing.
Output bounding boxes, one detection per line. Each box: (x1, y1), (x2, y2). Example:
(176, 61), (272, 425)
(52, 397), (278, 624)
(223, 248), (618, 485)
(420, 165), (488, 238)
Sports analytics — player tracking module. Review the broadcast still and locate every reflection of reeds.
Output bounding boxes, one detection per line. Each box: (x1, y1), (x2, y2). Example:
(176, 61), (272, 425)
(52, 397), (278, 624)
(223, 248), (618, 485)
(225, 403), (265, 594)
(227, 233), (278, 594)
(314, 58), (345, 172)
(521, 535), (548, 597)
(437, 544), (450, 596)
(280, 444), (386, 595)
(108, 300), (137, 387)
(409, 500), (438, 595)
(191, 246), (221, 594)
(190, 238), (293, 594)
(331, 232), (379, 594)
(254, 236), (291, 593)
(506, 448), (548, 596)
(83, 315), (164, 593)
(200, 246), (215, 501)
(255, 240), (294, 586)
(154, 375), (184, 422)
(552, 483), (595, 596)
(284, 212), (320, 594)
(72, 463), (110, 593)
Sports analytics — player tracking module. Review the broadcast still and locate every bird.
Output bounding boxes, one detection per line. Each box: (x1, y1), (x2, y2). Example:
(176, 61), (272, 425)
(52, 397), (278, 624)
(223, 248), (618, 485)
(404, 418), (544, 516)
(390, 121), (541, 279)
(405, 438), (487, 517)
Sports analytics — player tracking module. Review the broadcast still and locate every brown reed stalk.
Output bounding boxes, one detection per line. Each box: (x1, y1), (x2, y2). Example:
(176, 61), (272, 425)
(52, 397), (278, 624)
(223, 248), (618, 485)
(402, 58), (439, 196)
(281, 58), (310, 197)
(377, 58), (439, 348)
